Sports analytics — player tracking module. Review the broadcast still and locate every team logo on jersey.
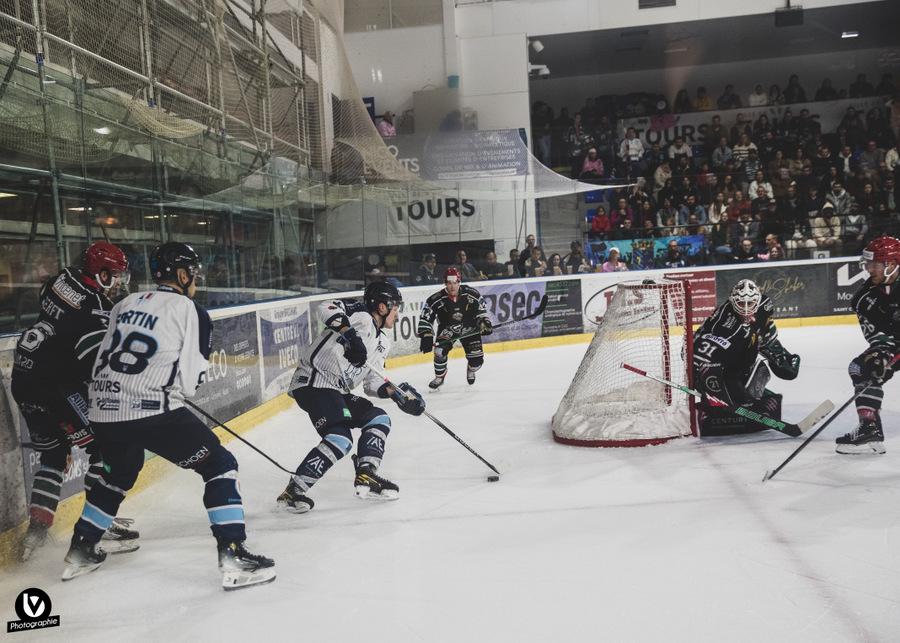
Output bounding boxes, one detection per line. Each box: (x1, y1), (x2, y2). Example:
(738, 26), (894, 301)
(7, 587), (60, 633)
(452, 312), (463, 322)
(51, 275), (86, 308)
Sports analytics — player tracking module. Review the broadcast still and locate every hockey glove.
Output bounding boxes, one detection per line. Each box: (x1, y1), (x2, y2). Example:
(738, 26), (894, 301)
(760, 338), (800, 380)
(420, 334), (434, 354)
(478, 317), (493, 336)
(860, 347), (896, 385)
(339, 328), (367, 368)
(390, 382), (426, 416)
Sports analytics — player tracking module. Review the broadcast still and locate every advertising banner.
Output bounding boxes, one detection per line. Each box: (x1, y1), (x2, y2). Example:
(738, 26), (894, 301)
(618, 96), (887, 152)
(387, 193), (483, 237)
(420, 130), (529, 180)
(193, 311), (262, 425)
(479, 281), (547, 343)
(542, 279), (584, 337)
(827, 259), (868, 314)
(259, 303), (311, 400)
(715, 263), (831, 318)
(663, 270), (718, 326)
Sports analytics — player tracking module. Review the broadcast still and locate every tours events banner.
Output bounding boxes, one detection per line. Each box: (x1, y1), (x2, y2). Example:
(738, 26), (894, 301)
(259, 303), (311, 400)
(193, 311), (263, 426)
(618, 96), (887, 153)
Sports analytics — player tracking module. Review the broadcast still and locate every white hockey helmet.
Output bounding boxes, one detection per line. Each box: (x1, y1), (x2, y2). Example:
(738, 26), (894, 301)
(730, 279), (762, 318)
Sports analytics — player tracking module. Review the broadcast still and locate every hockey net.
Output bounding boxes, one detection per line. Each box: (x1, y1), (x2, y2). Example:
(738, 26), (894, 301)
(552, 279), (696, 447)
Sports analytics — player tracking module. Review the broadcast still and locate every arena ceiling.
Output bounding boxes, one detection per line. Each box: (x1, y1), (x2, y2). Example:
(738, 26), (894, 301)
(528, 1), (900, 79)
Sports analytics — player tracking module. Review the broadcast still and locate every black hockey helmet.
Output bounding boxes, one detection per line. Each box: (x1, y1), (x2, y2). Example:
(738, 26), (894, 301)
(149, 242), (202, 285)
(364, 281), (402, 313)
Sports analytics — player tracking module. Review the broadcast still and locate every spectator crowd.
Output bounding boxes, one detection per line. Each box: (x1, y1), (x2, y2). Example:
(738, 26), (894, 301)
(528, 72), (900, 268)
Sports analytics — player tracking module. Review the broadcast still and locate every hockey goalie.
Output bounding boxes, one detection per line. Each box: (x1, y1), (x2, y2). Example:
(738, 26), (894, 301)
(692, 279), (801, 436)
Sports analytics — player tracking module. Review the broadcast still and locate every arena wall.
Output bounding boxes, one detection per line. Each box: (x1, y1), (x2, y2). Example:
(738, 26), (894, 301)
(0, 255), (863, 565)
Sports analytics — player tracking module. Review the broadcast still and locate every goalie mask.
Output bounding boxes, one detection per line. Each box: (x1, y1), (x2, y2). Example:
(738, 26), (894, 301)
(730, 279), (762, 320)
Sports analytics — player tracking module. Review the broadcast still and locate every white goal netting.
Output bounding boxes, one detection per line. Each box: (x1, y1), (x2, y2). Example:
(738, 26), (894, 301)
(552, 280), (696, 447)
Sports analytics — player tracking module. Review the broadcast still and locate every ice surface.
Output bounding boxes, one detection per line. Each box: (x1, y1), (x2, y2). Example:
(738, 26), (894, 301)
(3, 324), (900, 641)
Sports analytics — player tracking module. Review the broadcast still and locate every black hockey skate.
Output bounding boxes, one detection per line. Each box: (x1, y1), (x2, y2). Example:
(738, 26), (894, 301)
(466, 365), (477, 385)
(101, 517), (140, 554)
(836, 417), (886, 455)
(352, 454), (399, 500)
(428, 373), (446, 390)
(61, 534), (107, 581)
(276, 481), (315, 514)
(20, 520), (49, 562)
(218, 541), (276, 591)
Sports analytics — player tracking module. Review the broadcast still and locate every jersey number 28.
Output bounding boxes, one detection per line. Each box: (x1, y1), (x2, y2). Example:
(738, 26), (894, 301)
(95, 330), (158, 376)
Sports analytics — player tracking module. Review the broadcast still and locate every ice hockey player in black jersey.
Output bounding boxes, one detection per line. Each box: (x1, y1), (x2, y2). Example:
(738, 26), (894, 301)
(62, 242), (274, 590)
(417, 267), (492, 389)
(11, 241), (138, 561)
(277, 281), (425, 514)
(692, 279), (801, 435)
(835, 236), (900, 454)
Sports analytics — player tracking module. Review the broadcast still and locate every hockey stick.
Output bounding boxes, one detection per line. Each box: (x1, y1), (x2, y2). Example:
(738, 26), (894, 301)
(621, 363), (834, 438)
(436, 294), (549, 347)
(363, 361), (501, 479)
(184, 399), (296, 476)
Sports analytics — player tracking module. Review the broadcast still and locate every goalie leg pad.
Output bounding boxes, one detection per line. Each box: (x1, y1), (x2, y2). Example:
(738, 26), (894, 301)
(699, 391), (783, 436)
(744, 358), (771, 401)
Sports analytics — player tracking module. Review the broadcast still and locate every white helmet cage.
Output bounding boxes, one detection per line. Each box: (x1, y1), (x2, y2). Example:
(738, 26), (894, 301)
(730, 279), (762, 318)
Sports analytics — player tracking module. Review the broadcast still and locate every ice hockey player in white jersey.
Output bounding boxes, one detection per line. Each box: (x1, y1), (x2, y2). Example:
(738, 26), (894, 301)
(63, 242), (275, 590)
(277, 282), (425, 513)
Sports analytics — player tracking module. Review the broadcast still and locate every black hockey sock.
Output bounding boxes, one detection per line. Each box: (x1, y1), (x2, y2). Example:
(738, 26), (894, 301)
(293, 431), (352, 491)
(434, 356), (448, 377)
(203, 470), (246, 543)
(83, 461), (105, 493)
(29, 466), (63, 527)
(358, 414), (391, 470)
(74, 475), (128, 544)
(850, 369), (884, 415)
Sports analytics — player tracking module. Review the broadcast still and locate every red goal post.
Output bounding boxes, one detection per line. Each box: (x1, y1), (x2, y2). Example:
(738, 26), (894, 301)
(551, 279), (696, 447)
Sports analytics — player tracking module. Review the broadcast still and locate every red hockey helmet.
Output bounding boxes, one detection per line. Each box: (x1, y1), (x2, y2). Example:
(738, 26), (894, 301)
(444, 267), (462, 284)
(82, 241), (129, 290)
(861, 236), (900, 266)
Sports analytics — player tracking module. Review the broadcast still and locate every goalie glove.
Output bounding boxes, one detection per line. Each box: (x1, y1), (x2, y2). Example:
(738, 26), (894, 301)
(390, 382), (425, 416)
(759, 338), (800, 380)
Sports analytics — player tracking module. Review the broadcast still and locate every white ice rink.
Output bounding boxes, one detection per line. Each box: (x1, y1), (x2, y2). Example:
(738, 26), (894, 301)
(3, 324), (900, 642)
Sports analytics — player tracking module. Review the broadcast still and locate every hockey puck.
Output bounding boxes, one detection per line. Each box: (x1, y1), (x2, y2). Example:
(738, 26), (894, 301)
(487, 475), (500, 482)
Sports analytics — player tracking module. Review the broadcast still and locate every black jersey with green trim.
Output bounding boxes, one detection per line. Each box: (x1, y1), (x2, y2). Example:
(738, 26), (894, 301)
(692, 295), (776, 375)
(852, 278), (900, 351)
(417, 285), (488, 336)
(12, 268), (113, 386)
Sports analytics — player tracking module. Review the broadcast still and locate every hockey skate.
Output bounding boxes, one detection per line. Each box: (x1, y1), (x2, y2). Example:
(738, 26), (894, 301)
(218, 541), (276, 591)
(276, 481), (315, 513)
(61, 534), (107, 581)
(352, 455), (399, 500)
(836, 417), (886, 454)
(466, 365), (477, 385)
(428, 373), (446, 390)
(20, 520), (49, 562)
(100, 517), (140, 554)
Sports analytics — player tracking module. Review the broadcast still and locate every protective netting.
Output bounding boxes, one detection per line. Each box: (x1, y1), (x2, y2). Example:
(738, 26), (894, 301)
(0, 0), (620, 212)
(552, 280), (695, 447)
